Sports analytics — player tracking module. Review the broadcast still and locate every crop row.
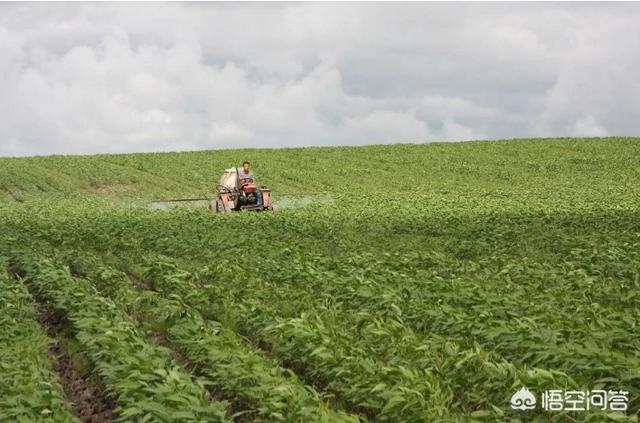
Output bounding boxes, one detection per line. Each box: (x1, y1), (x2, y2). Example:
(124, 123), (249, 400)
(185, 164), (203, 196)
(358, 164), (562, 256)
(27, 201), (637, 368)
(136, 256), (552, 405)
(126, 221), (638, 410)
(133, 256), (502, 422)
(132, 253), (638, 422)
(3, 205), (638, 420)
(0, 258), (78, 423)
(7, 249), (230, 422)
(63, 251), (359, 422)
(212, 249), (640, 390)
(203, 253), (639, 412)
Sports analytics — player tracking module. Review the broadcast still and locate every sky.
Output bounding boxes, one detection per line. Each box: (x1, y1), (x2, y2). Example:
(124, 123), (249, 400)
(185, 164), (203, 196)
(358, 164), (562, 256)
(0, 2), (638, 157)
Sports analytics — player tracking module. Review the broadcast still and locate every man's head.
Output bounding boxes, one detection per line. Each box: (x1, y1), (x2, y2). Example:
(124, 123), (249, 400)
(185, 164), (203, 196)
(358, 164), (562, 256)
(242, 161), (251, 173)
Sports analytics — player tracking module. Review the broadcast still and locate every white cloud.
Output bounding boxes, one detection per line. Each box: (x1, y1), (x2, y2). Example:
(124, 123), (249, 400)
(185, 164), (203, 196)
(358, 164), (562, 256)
(340, 110), (430, 145)
(573, 115), (608, 137)
(209, 121), (253, 145)
(442, 119), (480, 142)
(0, 2), (638, 156)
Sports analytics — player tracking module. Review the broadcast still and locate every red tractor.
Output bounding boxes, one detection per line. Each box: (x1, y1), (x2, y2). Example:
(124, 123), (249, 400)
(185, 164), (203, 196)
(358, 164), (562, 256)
(211, 168), (272, 212)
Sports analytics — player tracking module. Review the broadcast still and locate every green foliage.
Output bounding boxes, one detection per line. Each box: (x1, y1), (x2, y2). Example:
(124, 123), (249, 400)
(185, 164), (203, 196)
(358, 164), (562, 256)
(1, 138), (639, 421)
(0, 259), (78, 422)
(66, 252), (359, 422)
(7, 252), (230, 423)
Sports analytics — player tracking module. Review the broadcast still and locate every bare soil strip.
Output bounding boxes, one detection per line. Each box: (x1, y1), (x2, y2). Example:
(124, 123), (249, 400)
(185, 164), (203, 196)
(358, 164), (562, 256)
(35, 301), (117, 423)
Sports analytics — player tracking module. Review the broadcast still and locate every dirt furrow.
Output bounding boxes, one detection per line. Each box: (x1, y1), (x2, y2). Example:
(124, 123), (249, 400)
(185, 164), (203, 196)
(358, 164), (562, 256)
(35, 300), (117, 423)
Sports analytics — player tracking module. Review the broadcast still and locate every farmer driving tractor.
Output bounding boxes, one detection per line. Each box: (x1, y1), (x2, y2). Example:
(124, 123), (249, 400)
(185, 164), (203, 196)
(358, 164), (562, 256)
(239, 161), (263, 206)
(155, 161), (272, 212)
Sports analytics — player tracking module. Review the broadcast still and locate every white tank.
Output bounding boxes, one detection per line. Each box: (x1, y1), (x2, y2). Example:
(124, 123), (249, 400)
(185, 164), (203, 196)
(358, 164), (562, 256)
(218, 168), (239, 190)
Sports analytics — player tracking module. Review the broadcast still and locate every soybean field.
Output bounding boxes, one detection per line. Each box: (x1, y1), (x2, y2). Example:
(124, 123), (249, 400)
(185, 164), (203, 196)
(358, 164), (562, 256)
(1, 138), (639, 422)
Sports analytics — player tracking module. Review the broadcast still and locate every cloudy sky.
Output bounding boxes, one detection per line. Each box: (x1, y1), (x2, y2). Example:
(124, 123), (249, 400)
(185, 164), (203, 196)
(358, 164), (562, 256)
(0, 2), (638, 156)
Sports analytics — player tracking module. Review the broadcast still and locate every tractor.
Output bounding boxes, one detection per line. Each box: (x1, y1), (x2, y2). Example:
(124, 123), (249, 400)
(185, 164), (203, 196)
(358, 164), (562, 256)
(151, 167), (273, 212)
(211, 168), (272, 212)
